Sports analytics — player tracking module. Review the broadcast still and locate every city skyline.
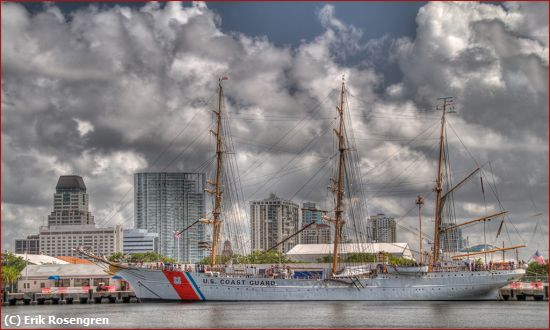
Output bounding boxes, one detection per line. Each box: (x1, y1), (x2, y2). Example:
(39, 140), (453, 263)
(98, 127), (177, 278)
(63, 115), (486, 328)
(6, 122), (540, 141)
(17, 175), (123, 258)
(2, 2), (548, 261)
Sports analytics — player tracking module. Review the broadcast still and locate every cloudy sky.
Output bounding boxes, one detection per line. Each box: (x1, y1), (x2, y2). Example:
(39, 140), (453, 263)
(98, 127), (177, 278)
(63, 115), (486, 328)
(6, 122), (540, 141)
(2, 1), (548, 260)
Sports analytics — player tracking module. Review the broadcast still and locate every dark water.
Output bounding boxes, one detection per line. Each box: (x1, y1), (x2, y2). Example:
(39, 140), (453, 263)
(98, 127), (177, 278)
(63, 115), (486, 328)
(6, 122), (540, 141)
(2, 301), (548, 328)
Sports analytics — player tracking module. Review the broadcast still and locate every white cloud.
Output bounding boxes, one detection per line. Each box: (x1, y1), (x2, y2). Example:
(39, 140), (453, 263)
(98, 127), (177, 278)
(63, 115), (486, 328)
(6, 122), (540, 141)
(74, 118), (94, 136)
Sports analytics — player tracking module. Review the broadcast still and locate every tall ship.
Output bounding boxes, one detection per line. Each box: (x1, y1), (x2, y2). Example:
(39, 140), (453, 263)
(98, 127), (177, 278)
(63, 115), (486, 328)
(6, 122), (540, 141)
(80, 77), (525, 301)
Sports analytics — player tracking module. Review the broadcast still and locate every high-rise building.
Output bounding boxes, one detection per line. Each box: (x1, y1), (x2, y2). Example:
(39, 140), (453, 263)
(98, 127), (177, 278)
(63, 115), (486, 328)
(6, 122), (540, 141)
(250, 193), (300, 253)
(47, 176), (94, 226)
(302, 202), (323, 225)
(300, 202), (331, 244)
(123, 229), (159, 254)
(15, 235), (40, 254)
(368, 214), (396, 243)
(37, 175), (122, 257)
(440, 222), (465, 252)
(134, 173), (206, 263)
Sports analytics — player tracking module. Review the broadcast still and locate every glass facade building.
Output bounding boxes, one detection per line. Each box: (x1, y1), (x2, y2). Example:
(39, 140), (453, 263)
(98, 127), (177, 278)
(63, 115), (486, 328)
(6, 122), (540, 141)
(300, 202), (331, 244)
(134, 173), (206, 263)
(440, 222), (466, 253)
(15, 235), (40, 254)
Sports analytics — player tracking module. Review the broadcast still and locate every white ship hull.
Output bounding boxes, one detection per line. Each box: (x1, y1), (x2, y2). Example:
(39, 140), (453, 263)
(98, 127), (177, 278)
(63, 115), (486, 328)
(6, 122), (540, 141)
(117, 268), (525, 301)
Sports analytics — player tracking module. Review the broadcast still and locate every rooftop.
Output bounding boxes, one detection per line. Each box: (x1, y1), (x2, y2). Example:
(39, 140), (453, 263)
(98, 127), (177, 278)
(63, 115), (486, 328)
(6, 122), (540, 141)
(19, 264), (108, 277)
(56, 256), (94, 264)
(56, 175), (86, 192)
(15, 254), (69, 265)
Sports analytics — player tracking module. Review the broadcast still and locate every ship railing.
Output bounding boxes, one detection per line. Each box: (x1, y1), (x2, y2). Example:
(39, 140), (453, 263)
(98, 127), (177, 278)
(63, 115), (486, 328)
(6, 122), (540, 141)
(431, 262), (518, 272)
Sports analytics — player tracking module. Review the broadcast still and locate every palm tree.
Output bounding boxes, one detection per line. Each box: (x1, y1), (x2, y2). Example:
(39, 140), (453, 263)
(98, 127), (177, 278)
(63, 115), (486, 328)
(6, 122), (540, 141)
(2, 267), (20, 292)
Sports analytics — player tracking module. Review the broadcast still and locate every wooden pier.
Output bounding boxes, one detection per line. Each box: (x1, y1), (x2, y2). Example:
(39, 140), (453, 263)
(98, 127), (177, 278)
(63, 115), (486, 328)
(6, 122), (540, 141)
(4, 290), (139, 306)
(499, 282), (548, 301)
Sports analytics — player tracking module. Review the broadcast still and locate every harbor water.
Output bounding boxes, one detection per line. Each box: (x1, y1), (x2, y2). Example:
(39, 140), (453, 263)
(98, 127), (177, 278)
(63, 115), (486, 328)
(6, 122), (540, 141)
(2, 301), (548, 328)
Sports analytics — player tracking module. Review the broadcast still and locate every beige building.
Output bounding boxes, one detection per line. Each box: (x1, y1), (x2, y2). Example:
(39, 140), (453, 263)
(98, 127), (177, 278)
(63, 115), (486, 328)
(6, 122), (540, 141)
(250, 193), (300, 253)
(300, 223), (332, 244)
(39, 224), (122, 258)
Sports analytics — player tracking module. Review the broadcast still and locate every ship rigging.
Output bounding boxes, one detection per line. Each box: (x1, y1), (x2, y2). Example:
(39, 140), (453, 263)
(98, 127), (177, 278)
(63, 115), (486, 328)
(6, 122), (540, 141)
(79, 76), (527, 301)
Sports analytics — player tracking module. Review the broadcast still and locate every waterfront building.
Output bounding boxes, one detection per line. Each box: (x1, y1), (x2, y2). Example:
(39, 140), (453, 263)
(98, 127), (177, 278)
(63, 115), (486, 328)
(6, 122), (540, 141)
(15, 235), (40, 254)
(286, 243), (414, 262)
(134, 172), (206, 263)
(250, 193), (300, 253)
(123, 229), (159, 254)
(17, 264), (128, 293)
(368, 214), (396, 243)
(440, 222), (466, 252)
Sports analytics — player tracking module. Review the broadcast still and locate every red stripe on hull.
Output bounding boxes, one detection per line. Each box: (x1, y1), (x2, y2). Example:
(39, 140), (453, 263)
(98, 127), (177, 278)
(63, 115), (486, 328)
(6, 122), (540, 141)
(163, 270), (200, 300)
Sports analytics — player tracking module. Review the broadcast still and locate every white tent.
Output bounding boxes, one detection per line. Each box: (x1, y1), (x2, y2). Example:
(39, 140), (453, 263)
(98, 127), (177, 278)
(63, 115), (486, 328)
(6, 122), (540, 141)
(286, 243), (414, 262)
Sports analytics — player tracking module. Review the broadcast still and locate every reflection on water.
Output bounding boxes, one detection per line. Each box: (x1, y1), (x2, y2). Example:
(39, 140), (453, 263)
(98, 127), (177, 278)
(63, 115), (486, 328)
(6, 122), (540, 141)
(3, 301), (548, 328)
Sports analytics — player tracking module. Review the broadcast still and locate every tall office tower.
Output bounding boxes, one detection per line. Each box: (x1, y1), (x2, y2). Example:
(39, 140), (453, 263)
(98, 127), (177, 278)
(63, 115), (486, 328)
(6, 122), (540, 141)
(368, 214), (397, 243)
(250, 193), (300, 253)
(300, 202), (331, 244)
(134, 173), (206, 263)
(38, 175), (122, 258)
(47, 175), (94, 226)
(440, 222), (465, 252)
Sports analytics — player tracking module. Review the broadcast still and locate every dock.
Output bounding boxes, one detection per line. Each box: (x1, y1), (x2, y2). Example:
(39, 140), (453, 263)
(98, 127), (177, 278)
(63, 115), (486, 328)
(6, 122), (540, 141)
(4, 290), (139, 306)
(499, 282), (548, 301)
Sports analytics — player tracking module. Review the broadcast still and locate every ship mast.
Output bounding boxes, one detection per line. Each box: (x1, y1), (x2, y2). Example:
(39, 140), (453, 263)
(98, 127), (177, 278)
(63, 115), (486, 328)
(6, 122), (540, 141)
(432, 96), (453, 266)
(416, 194), (424, 265)
(330, 76), (347, 275)
(208, 77), (227, 267)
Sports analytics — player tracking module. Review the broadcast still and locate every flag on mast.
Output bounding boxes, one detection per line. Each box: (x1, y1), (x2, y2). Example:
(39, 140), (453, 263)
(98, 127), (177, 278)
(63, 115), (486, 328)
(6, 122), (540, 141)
(174, 230), (182, 240)
(532, 250), (546, 265)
